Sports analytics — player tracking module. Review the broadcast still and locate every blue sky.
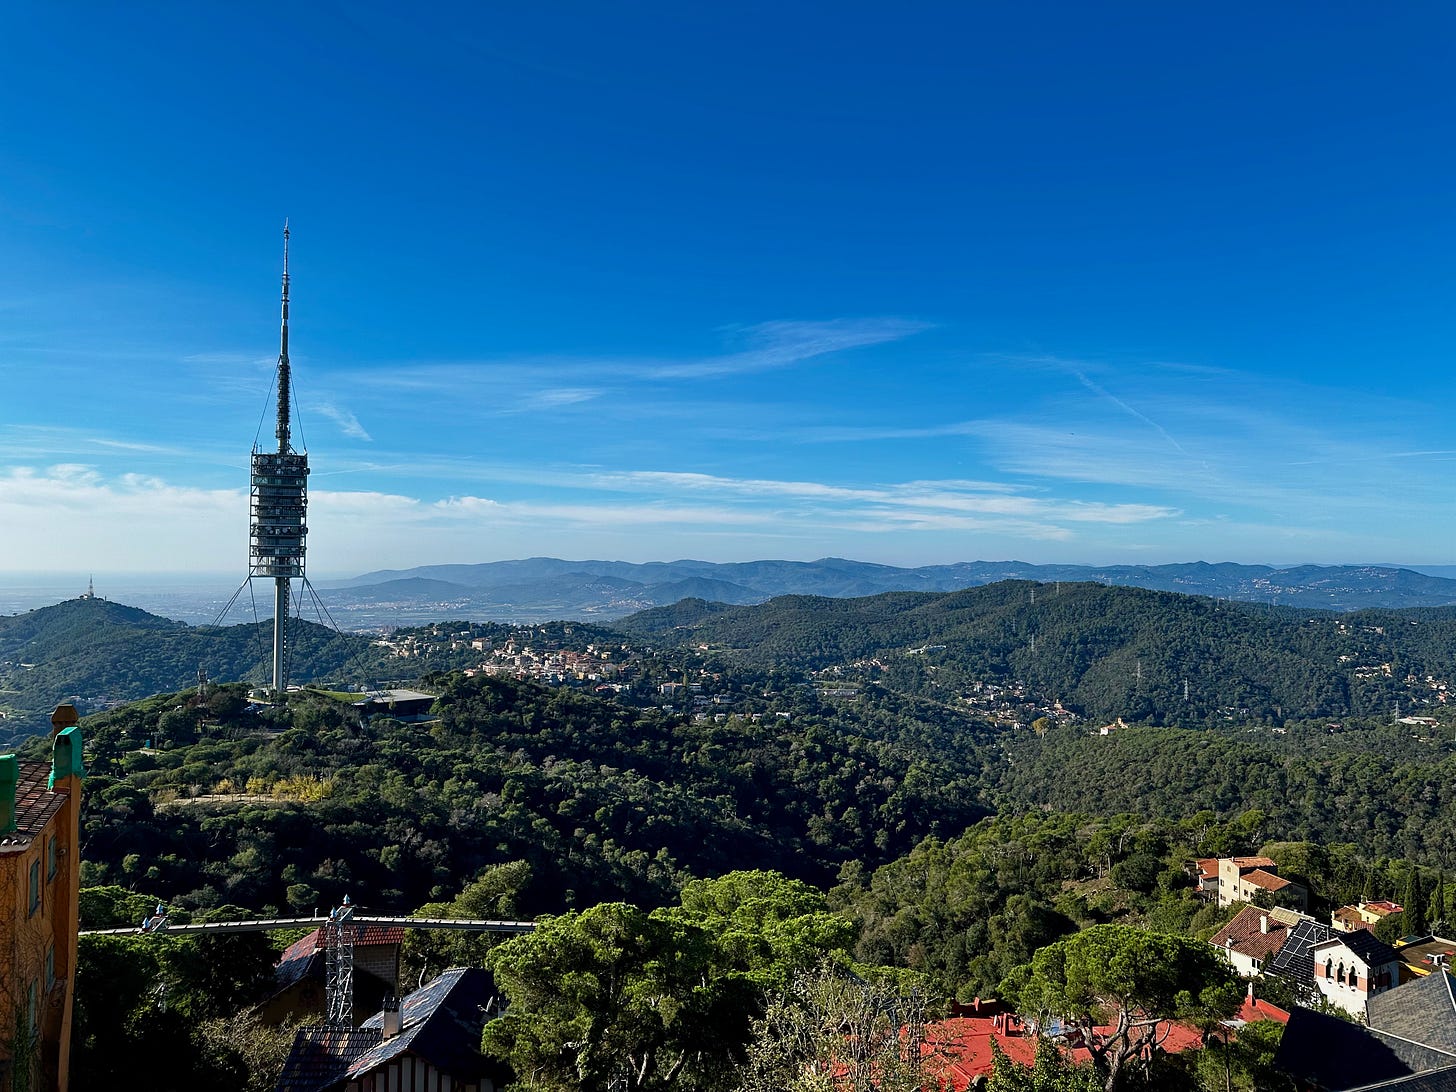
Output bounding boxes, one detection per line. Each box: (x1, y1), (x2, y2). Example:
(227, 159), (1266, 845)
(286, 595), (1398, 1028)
(2, 3), (1454, 575)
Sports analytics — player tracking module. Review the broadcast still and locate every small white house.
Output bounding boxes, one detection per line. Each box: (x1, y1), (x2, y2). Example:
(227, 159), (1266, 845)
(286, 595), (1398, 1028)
(1311, 932), (1401, 1018)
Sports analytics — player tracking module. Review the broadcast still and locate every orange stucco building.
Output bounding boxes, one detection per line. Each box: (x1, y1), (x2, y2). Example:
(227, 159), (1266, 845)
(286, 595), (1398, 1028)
(0, 711), (83, 1092)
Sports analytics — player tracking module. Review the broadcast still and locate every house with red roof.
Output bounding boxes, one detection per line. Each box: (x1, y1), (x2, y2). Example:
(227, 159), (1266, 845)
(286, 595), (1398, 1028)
(1331, 899), (1404, 934)
(916, 1001), (1207, 1090)
(1217, 856), (1307, 910)
(1193, 858), (1220, 900)
(258, 923), (406, 1026)
(1209, 905), (1295, 977)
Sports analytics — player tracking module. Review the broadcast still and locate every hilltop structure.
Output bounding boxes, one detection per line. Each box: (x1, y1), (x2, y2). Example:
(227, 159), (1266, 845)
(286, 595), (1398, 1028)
(0, 706), (84, 1091)
(248, 224), (310, 697)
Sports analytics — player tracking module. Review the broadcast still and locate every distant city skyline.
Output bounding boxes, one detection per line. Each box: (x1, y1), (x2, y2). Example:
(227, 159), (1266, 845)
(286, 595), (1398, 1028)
(3, 4), (1454, 572)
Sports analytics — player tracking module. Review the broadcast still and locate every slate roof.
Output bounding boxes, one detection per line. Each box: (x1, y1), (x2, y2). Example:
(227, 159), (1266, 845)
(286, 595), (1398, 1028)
(1344, 1065), (1456, 1091)
(276, 1028), (381, 1092)
(273, 967), (507, 1092)
(1274, 1006), (1456, 1091)
(1319, 930), (1403, 968)
(1367, 972), (1456, 1053)
(0, 761), (68, 855)
(1209, 905), (1291, 962)
(349, 967), (503, 1081)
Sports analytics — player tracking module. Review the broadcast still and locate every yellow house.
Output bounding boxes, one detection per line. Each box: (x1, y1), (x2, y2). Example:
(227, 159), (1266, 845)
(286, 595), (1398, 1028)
(0, 708), (83, 1092)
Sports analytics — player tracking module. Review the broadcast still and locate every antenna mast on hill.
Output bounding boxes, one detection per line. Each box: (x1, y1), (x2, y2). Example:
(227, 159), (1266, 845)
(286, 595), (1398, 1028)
(248, 222), (310, 699)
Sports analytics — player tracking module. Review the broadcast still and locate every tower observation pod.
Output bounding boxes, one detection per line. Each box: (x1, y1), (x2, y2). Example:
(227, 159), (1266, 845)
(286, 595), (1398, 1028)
(249, 224), (309, 698)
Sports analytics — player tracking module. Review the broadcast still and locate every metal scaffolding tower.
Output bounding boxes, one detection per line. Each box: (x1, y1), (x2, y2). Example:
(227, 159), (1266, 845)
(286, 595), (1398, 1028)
(323, 896), (357, 1026)
(248, 223), (309, 698)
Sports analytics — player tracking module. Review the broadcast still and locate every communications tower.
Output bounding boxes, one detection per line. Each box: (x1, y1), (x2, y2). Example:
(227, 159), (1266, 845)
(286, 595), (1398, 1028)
(248, 224), (309, 698)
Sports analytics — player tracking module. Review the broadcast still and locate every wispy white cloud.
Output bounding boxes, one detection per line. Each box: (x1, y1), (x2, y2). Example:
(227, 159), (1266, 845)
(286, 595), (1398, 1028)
(0, 425), (213, 463)
(956, 356), (1456, 524)
(91, 437), (188, 455)
(577, 469), (1178, 527)
(330, 317), (931, 398)
(314, 402), (373, 441)
(517, 388), (603, 410)
(646, 318), (932, 379)
(183, 351), (275, 368)
(1069, 369), (1188, 455)
(796, 421), (984, 443)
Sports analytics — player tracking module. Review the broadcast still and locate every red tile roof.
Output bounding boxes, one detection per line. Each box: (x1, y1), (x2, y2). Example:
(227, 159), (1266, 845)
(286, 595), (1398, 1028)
(1243, 869), (1292, 892)
(1230, 856), (1279, 870)
(1196, 859), (1219, 881)
(919, 1012), (1206, 1090)
(0, 760), (69, 855)
(1237, 996), (1290, 1025)
(278, 924), (407, 961)
(1210, 905), (1292, 961)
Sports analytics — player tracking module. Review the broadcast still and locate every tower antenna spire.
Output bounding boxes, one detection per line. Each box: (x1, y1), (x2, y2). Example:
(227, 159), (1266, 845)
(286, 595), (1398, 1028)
(277, 220), (292, 453)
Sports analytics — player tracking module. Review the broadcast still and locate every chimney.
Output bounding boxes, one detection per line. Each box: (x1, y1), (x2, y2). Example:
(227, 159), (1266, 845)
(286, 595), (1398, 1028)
(381, 996), (401, 1038)
(1261, 914), (1270, 934)
(0, 754), (16, 834)
(49, 718), (83, 790)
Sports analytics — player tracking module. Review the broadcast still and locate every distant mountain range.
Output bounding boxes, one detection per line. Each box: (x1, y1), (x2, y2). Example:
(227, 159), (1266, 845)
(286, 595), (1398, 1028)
(617, 580), (1456, 726)
(314, 558), (1456, 623)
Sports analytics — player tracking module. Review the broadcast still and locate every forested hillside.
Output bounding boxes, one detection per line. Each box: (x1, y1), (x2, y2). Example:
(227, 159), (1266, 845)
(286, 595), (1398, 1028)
(620, 581), (1456, 724)
(996, 717), (1456, 863)
(0, 598), (401, 739)
(59, 662), (1456, 928)
(54, 639), (1456, 1091)
(60, 673), (995, 914)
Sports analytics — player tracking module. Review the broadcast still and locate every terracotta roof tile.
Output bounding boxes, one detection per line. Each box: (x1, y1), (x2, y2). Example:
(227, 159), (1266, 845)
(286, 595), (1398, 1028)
(1210, 905), (1291, 961)
(1237, 996), (1290, 1024)
(1243, 869), (1292, 891)
(1231, 856), (1279, 869)
(0, 761), (68, 855)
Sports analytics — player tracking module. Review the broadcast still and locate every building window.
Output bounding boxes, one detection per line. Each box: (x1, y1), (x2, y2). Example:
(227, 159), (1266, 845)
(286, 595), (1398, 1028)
(26, 980), (37, 1037)
(45, 944), (55, 991)
(47, 835), (57, 880)
(29, 858), (41, 915)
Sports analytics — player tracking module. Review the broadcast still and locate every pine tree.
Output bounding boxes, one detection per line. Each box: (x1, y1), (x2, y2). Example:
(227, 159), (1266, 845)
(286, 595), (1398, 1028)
(1431, 872), (1447, 933)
